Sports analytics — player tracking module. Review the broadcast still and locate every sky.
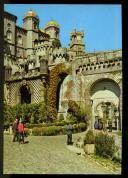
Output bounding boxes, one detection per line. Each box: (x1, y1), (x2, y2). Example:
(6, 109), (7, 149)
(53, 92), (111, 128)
(4, 4), (122, 52)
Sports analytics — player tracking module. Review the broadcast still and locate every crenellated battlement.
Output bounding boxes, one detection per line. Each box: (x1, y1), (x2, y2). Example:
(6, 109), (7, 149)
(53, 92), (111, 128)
(34, 40), (52, 52)
(53, 47), (68, 59)
(75, 49), (122, 75)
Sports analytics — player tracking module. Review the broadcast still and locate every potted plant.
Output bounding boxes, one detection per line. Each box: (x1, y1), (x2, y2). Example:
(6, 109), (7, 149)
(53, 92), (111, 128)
(83, 129), (95, 154)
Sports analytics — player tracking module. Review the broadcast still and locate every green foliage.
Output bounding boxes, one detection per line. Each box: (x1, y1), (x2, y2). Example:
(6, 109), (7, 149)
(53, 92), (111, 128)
(3, 102), (47, 126)
(84, 130), (95, 144)
(117, 131), (122, 136)
(58, 114), (64, 121)
(24, 128), (30, 137)
(95, 132), (115, 159)
(25, 123), (44, 128)
(47, 63), (71, 121)
(32, 126), (62, 136)
(31, 122), (87, 136)
(3, 104), (15, 128)
(68, 100), (89, 124)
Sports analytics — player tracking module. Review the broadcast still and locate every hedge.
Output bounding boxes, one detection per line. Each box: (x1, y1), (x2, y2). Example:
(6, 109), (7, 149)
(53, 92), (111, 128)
(95, 132), (116, 159)
(32, 122), (87, 136)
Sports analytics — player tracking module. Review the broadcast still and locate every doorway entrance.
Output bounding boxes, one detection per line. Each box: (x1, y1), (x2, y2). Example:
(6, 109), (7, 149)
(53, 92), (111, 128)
(20, 85), (31, 104)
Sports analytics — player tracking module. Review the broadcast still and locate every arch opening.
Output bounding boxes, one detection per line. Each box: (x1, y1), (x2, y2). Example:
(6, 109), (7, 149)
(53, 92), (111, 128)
(20, 85), (31, 104)
(90, 79), (120, 131)
(56, 73), (68, 111)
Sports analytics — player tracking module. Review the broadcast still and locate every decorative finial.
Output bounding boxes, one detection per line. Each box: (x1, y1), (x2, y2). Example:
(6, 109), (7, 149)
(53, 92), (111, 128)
(73, 28), (76, 32)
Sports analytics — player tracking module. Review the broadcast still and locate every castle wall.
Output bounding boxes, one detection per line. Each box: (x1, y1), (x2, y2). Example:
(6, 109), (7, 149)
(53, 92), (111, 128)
(58, 50), (122, 129)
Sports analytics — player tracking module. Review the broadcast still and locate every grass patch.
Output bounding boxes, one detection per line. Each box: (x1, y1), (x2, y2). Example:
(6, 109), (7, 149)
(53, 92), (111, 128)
(84, 154), (121, 174)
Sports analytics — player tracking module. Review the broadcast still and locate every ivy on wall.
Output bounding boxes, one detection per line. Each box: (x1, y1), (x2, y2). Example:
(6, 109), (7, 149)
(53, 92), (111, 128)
(47, 63), (71, 121)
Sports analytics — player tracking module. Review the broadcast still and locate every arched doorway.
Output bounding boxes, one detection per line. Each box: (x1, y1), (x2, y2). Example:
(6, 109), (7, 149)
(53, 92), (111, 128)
(20, 85), (31, 104)
(56, 73), (68, 112)
(90, 79), (120, 131)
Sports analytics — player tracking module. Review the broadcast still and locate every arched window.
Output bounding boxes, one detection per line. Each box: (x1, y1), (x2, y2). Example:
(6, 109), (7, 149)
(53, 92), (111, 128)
(33, 22), (37, 29)
(7, 23), (11, 28)
(17, 35), (23, 45)
(6, 30), (12, 41)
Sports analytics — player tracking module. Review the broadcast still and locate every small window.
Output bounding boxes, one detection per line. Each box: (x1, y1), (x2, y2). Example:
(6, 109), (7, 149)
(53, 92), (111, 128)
(17, 35), (23, 45)
(7, 23), (11, 27)
(6, 30), (12, 41)
(33, 22), (37, 29)
(7, 23), (11, 28)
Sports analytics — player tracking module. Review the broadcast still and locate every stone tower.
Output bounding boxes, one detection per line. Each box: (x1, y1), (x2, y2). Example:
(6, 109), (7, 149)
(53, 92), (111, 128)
(23, 9), (39, 56)
(44, 20), (60, 43)
(69, 29), (85, 56)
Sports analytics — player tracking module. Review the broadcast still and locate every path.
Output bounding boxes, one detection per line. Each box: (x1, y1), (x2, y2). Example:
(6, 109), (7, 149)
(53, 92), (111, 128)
(4, 133), (120, 174)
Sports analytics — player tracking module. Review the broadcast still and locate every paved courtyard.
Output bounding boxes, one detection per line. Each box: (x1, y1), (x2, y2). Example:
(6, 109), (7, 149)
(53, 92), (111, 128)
(4, 133), (121, 174)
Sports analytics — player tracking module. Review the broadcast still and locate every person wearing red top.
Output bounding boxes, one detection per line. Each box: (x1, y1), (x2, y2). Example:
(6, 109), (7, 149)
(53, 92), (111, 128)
(18, 118), (25, 144)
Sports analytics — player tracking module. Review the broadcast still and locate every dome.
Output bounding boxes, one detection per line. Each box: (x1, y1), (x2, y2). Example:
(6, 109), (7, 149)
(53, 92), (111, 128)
(45, 20), (60, 29)
(24, 9), (39, 19)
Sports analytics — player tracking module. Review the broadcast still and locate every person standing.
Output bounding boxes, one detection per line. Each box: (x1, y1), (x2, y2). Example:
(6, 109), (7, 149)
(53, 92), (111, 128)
(12, 118), (19, 142)
(18, 118), (25, 144)
(66, 123), (73, 145)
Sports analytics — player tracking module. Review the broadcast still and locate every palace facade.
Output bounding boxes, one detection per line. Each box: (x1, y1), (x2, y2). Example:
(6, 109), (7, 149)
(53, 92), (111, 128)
(4, 10), (122, 130)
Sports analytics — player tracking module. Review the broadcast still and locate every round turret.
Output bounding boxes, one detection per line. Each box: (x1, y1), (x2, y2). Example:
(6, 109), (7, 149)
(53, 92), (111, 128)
(23, 9), (39, 20)
(45, 20), (60, 30)
(44, 20), (60, 40)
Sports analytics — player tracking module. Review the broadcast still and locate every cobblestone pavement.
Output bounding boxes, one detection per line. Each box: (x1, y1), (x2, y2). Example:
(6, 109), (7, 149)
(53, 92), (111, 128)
(4, 133), (121, 174)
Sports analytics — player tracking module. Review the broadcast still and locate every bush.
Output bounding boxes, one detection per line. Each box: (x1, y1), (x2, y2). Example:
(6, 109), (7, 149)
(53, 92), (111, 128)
(25, 123), (44, 128)
(78, 123), (87, 132)
(95, 132), (115, 159)
(31, 122), (87, 136)
(24, 128), (30, 137)
(3, 102), (47, 126)
(58, 114), (64, 121)
(84, 130), (95, 144)
(67, 100), (90, 124)
(32, 127), (43, 136)
(32, 126), (63, 136)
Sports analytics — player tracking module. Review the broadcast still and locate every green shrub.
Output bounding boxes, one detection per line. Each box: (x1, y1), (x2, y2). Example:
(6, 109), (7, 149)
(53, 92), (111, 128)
(32, 126), (63, 136)
(31, 122), (87, 136)
(3, 102), (47, 126)
(84, 130), (95, 144)
(117, 131), (122, 136)
(78, 123), (87, 132)
(73, 124), (78, 133)
(25, 123), (44, 128)
(24, 128), (30, 137)
(67, 100), (90, 124)
(32, 127), (43, 136)
(95, 132), (115, 159)
(58, 114), (64, 121)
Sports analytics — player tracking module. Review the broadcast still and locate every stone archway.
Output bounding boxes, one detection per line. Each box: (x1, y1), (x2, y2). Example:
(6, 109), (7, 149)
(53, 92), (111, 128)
(90, 78), (121, 130)
(16, 82), (34, 105)
(20, 85), (31, 104)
